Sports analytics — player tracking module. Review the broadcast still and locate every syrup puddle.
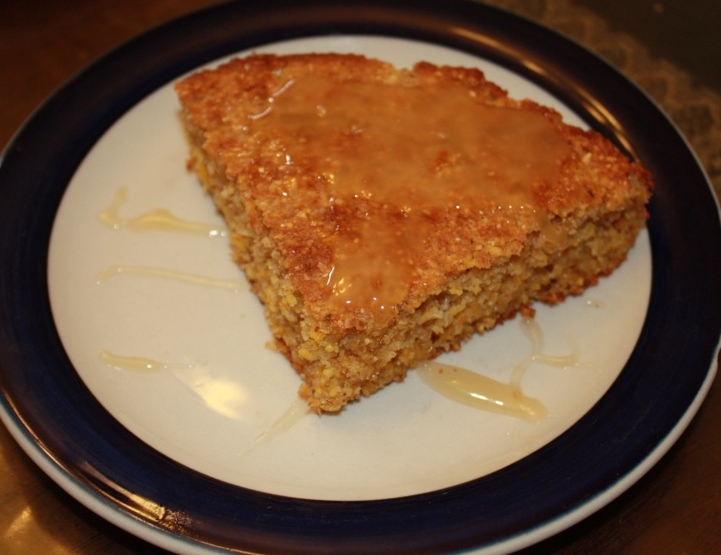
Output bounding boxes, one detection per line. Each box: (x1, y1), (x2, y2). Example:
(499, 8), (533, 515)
(100, 350), (250, 421)
(100, 348), (313, 453)
(96, 188), (242, 289)
(418, 361), (548, 421)
(418, 317), (580, 422)
(99, 350), (196, 373)
(253, 399), (311, 445)
(100, 349), (312, 445)
(102, 347), (312, 451)
(240, 399), (313, 456)
(98, 187), (226, 238)
(96, 264), (245, 290)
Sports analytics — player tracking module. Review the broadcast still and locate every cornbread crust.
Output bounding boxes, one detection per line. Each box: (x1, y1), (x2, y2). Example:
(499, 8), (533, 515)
(175, 53), (652, 413)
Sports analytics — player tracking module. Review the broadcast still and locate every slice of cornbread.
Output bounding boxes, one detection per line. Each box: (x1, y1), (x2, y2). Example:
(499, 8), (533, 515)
(174, 53), (652, 413)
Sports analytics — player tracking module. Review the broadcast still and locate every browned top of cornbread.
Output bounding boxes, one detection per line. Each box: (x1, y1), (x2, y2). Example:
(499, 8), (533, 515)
(175, 53), (652, 330)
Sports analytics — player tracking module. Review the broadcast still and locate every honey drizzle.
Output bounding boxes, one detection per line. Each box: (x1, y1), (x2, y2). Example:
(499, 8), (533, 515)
(252, 76), (572, 319)
(100, 348), (313, 451)
(251, 399), (312, 447)
(418, 361), (548, 422)
(96, 264), (245, 290)
(98, 187), (226, 238)
(418, 317), (580, 421)
(99, 350), (195, 373)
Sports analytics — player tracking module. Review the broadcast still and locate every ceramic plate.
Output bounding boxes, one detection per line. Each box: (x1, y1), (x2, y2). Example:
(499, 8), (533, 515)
(1, 1), (719, 554)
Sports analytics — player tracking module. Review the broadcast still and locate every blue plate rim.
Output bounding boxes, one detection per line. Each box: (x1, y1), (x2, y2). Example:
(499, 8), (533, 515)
(1, 1), (720, 554)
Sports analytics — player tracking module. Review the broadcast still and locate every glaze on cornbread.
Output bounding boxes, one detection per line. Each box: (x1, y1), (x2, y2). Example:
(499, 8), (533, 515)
(174, 53), (652, 413)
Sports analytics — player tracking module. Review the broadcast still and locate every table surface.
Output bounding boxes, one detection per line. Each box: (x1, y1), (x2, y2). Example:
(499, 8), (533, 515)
(1, 1), (720, 554)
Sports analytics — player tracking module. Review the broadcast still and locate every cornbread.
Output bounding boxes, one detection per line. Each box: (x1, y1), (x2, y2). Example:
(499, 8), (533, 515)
(174, 53), (652, 413)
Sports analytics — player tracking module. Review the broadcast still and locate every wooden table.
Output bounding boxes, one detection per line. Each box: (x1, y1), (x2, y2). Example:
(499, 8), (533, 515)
(1, 1), (720, 553)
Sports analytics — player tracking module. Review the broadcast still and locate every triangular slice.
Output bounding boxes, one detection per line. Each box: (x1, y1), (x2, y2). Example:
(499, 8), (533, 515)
(175, 53), (652, 413)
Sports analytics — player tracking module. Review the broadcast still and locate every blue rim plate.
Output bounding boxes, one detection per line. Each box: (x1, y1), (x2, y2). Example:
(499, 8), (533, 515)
(1, 1), (720, 553)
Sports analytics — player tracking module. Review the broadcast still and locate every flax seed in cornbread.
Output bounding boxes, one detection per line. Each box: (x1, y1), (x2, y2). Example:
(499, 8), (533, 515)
(174, 53), (652, 413)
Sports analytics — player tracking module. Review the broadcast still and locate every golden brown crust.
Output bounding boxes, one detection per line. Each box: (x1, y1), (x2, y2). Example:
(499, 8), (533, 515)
(175, 53), (652, 412)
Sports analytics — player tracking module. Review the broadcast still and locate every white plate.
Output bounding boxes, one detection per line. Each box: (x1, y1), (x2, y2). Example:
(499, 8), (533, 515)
(48, 35), (651, 502)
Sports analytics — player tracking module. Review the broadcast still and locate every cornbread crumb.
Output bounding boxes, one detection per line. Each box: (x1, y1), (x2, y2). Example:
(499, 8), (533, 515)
(175, 53), (652, 413)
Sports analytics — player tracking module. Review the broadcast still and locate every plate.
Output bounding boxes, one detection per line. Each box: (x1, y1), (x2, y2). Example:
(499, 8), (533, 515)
(1, 1), (720, 554)
(46, 33), (652, 502)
